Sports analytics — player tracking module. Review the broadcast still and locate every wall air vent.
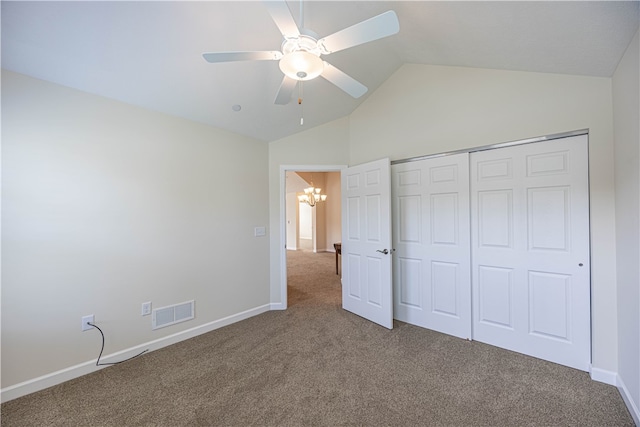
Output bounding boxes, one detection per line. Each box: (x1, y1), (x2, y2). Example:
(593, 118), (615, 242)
(152, 300), (195, 330)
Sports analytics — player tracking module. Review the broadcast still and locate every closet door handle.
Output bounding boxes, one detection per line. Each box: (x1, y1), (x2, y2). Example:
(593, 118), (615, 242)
(376, 249), (389, 255)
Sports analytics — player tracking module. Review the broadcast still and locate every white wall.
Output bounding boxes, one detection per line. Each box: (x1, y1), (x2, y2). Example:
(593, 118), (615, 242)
(313, 199), (325, 252)
(285, 171), (311, 250)
(301, 172), (341, 253)
(306, 173), (327, 252)
(613, 28), (640, 423)
(299, 202), (313, 240)
(1, 71), (270, 392)
(348, 64), (617, 373)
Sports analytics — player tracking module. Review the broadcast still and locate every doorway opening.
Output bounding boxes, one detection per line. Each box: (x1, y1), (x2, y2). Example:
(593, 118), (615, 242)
(279, 165), (345, 308)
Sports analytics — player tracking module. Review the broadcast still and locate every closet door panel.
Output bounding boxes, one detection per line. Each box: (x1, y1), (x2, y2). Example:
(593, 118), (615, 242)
(392, 153), (471, 339)
(470, 135), (590, 371)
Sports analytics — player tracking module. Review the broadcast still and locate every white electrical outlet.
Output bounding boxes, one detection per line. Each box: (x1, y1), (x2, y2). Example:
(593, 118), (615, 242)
(81, 314), (94, 332)
(141, 301), (152, 316)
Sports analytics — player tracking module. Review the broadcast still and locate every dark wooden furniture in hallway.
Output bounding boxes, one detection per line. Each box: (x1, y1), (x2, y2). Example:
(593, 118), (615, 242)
(334, 243), (341, 275)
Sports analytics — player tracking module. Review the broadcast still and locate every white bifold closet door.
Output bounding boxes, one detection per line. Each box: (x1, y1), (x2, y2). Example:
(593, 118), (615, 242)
(392, 153), (472, 339)
(470, 135), (590, 371)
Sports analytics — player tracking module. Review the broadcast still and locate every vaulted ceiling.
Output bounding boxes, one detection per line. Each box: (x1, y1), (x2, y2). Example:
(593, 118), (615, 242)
(2, 1), (638, 142)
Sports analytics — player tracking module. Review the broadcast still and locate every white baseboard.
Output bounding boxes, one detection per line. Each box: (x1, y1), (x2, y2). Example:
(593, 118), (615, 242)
(590, 365), (640, 425)
(1, 304), (271, 403)
(590, 365), (618, 386)
(618, 376), (640, 426)
(270, 302), (286, 310)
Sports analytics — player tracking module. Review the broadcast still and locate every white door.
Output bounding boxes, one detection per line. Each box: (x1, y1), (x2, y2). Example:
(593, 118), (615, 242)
(392, 153), (472, 339)
(341, 158), (393, 329)
(470, 135), (590, 370)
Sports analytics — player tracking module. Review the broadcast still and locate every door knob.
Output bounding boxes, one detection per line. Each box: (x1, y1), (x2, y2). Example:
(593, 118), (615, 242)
(376, 249), (389, 255)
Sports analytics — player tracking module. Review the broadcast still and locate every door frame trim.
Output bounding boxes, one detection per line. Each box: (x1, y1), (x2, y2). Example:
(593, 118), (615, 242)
(392, 129), (588, 165)
(278, 164), (347, 309)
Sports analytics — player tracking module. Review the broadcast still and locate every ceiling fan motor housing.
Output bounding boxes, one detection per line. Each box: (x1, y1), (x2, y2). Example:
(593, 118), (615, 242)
(279, 34), (325, 81)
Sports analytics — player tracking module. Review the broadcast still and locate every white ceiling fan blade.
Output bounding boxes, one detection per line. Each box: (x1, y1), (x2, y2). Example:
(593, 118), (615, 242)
(274, 75), (298, 105)
(202, 51), (282, 63)
(264, 0), (300, 39)
(320, 62), (367, 98)
(318, 11), (399, 54)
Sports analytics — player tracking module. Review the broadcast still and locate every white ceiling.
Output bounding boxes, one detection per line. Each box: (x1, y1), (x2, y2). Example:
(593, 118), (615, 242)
(2, 1), (638, 142)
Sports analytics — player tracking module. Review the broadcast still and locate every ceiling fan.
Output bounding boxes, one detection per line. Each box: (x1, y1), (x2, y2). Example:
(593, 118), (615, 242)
(202, 0), (400, 105)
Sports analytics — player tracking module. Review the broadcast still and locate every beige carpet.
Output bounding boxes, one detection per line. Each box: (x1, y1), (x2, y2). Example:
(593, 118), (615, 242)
(1, 250), (634, 426)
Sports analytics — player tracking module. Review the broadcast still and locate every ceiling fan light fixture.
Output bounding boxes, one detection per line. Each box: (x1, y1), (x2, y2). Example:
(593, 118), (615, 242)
(279, 51), (324, 81)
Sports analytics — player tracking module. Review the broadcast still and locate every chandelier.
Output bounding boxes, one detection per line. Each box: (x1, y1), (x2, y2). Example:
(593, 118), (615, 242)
(298, 185), (327, 207)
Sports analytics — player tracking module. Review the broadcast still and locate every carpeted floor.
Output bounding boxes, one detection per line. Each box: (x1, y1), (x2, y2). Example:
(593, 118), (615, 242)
(1, 250), (634, 426)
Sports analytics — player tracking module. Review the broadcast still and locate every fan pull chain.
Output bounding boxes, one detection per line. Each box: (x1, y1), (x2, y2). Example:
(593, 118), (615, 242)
(299, 82), (304, 125)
